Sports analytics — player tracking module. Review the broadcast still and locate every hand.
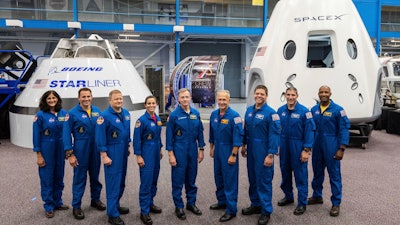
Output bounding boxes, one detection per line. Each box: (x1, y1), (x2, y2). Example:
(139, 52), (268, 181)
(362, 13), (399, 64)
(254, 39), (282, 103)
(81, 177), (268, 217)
(68, 155), (79, 167)
(300, 150), (310, 163)
(160, 149), (163, 160)
(169, 152), (177, 167)
(228, 155), (237, 164)
(37, 153), (45, 167)
(241, 145), (247, 157)
(136, 155), (145, 167)
(334, 149), (344, 160)
(264, 154), (274, 167)
(101, 154), (112, 166)
(198, 150), (204, 163)
(209, 147), (214, 158)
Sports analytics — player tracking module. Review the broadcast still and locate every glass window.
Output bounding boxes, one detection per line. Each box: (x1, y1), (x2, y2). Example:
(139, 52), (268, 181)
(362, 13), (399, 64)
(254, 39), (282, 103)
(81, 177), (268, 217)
(307, 34), (334, 68)
(283, 40), (296, 60)
(346, 39), (357, 59)
(382, 6), (400, 32)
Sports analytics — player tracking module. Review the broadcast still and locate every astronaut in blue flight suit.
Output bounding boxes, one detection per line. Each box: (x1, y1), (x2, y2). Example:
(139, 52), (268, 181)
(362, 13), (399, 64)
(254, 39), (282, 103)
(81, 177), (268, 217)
(95, 90), (131, 225)
(166, 88), (205, 220)
(33, 90), (69, 218)
(308, 85), (350, 217)
(133, 96), (163, 225)
(63, 88), (105, 220)
(241, 85), (280, 225)
(209, 90), (243, 223)
(277, 87), (315, 216)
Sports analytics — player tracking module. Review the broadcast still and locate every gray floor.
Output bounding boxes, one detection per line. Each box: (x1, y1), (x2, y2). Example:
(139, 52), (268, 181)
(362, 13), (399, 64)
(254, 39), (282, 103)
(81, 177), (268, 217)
(1, 125), (400, 225)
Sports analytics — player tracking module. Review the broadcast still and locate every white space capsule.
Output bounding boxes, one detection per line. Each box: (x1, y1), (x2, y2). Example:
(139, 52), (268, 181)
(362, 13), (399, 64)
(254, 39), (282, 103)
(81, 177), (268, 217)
(9, 34), (151, 148)
(247, 0), (382, 124)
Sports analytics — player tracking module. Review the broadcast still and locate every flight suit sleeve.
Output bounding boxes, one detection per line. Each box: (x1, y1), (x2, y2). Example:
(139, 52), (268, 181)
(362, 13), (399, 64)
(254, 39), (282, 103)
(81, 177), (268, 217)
(133, 119), (143, 155)
(209, 113), (215, 144)
(166, 115), (174, 151)
(233, 115), (244, 147)
(303, 111), (316, 149)
(62, 113), (73, 151)
(338, 108), (350, 146)
(197, 115), (205, 148)
(268, 113), (281, 154)
(95, 116), (108, 152)
(32, 113), (42, 152)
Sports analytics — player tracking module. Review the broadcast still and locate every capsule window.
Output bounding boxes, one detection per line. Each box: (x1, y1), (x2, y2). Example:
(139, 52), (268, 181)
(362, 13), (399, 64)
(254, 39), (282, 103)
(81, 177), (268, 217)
(307, 34), (334, 68)
(347, 39), (357, 59)
(283, 40), (296, 60)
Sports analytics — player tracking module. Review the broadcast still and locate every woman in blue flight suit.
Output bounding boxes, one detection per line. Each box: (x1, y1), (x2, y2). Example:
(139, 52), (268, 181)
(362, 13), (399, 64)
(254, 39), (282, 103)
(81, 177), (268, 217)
(33, 90), (69, 218)
(133, 96), (163, 225)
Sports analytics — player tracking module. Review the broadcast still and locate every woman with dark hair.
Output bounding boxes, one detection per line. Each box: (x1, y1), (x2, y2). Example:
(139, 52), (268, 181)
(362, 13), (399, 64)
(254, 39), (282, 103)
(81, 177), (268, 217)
(133, 95), (163, 225)
(33, 90), (69, 218)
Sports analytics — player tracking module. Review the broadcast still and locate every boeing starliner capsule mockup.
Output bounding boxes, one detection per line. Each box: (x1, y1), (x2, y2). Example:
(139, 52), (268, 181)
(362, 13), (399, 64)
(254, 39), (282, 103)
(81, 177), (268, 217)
(247, 0), (382, 124)
(9, 34), (152, 148)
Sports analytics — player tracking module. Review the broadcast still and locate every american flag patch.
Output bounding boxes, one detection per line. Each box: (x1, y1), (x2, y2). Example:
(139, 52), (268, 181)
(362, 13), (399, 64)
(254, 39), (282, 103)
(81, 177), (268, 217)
(340, 110), (347, 117)
(272, 114), (280, 121)
(234, 117), (242, 124)
(32, 79), (48, 89)
(256, 46), (267, 56)
(306, 112), (312, 119)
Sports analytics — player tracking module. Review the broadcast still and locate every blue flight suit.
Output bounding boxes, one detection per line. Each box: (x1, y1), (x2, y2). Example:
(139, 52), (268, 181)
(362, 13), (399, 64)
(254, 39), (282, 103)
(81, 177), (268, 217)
(133, 112), (163, 215)
(95, 106), (131, 218)
(244, 104), (280, 215)
(277, 102), (315, 207)
(166, 106), (205, 209)
(311, 100), (350, 206)
(33, 109), (68, 213)
(62, 104), (103, 209)
(209, 107), (243, 215)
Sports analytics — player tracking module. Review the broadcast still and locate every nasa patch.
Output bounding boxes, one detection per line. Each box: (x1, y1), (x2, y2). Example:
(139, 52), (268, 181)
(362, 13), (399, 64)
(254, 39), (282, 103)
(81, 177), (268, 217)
(65, 114), (69, 121)
(97, 116), (104, 125)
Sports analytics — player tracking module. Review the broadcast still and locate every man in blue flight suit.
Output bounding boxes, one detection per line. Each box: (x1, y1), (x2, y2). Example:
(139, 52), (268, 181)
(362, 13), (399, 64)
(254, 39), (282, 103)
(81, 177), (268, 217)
(166, 88), (205, 220)
(308, 85), (350, 217)
(241, 85), (280, 225)
(63, 88), (106, 220)
(209, 90), (243, 222)
(96, 90), (131, 225)
(277, 87), (315, 216)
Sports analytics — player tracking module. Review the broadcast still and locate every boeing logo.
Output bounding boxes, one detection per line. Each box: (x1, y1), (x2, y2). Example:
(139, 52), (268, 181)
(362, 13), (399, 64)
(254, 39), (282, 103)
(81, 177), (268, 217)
(294, 14), (347, 22)
(48, 66), (103, 76)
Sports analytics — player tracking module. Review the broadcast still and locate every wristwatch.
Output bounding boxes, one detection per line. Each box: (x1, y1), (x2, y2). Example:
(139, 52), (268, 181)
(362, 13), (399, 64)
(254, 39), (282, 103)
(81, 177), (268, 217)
(231, 152), (237, 157)
(303, 148), (311, 153)
(340, 148), (345, 152)
(65, 151), (74, 160)
(199, 148), (204, 151)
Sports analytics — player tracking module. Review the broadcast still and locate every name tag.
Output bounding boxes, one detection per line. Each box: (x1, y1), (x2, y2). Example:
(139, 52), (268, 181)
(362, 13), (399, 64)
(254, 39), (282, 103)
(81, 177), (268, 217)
(221, 119), (229, 124)
(255, 114), (264, 120)
(190, 114), (197, 120)
(291, 113), (300, 119)
(323, 112), (332, 117)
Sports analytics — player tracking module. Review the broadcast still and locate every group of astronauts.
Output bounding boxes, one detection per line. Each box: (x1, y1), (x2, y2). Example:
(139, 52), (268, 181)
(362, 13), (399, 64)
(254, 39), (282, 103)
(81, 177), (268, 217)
(32, 84), (350, 225)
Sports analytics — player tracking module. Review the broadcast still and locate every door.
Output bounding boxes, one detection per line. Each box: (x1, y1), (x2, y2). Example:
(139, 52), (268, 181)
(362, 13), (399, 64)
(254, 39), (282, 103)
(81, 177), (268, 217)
(145, 65), (164, 113)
